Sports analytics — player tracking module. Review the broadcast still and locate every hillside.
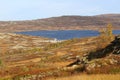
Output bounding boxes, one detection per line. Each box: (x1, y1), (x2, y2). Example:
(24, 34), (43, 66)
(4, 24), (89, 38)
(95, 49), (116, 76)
(0, 14), (120, 32)
(0, 33), (120, 80)
(0, 33), (51, 55)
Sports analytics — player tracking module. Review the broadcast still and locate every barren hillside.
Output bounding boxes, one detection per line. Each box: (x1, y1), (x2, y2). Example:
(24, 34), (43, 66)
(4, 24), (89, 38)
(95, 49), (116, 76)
(0, 14), (120, 32)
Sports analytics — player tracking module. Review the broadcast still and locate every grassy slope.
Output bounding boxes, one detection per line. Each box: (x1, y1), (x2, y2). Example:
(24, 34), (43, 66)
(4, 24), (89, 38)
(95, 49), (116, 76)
(48, 74), (120, 80)
(0, 35), (120, 80)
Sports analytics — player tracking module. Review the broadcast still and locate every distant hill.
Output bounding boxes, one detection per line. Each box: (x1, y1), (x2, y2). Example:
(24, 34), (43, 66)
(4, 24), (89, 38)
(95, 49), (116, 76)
(96, 14), (120, 19)
(0, 14), (120, 32)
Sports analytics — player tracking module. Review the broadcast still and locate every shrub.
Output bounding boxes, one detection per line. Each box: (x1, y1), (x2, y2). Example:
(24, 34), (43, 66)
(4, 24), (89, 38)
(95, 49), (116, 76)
(22, 66), (29, 72)
(99, 23), (114, 42)
(0, 59), (3, 67)
(110, 68), (120, 74)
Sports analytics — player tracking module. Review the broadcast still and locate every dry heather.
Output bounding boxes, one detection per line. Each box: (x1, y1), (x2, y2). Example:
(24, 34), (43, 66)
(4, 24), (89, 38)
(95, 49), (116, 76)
(48, 74), (120, 80)
(0, 33), (119, 80)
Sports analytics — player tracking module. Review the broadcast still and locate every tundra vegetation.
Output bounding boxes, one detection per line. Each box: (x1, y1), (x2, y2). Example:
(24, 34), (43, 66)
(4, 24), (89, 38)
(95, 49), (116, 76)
(0, 24), (119, 80)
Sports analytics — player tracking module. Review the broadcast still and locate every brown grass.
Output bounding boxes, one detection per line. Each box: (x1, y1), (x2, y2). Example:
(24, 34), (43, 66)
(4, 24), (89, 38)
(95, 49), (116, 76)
(48, 74), (120, 80)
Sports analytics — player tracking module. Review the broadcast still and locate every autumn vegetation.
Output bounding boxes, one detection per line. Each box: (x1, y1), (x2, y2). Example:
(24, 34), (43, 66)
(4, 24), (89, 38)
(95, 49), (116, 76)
(0, 24), (119, 80)
(48, 74), (120, 80)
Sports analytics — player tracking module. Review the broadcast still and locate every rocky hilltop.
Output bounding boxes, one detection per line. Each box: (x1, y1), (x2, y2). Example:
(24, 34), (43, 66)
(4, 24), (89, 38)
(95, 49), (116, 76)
(0, 14), (120, 32)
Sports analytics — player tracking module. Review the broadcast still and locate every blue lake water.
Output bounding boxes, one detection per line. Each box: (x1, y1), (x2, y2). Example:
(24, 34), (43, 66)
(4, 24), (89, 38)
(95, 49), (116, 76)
(16, 30), (120, 40)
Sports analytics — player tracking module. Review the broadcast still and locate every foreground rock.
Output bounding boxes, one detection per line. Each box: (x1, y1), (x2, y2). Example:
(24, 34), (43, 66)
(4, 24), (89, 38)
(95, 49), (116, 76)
(66, 35), (120, 72)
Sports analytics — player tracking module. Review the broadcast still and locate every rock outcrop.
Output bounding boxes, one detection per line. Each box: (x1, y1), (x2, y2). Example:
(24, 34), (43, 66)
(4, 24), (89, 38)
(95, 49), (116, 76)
(66, 35), (120, 72)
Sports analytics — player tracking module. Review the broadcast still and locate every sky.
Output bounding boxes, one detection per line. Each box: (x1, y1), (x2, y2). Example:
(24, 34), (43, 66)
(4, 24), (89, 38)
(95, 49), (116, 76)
(0, 0), (120, 21)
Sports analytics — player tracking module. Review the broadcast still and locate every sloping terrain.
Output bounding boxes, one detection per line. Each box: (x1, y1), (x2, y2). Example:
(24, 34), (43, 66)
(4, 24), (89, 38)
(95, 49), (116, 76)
(0, 33), (119, 80)
(0, 33), (51, 55)
(0, 14), (120, 32)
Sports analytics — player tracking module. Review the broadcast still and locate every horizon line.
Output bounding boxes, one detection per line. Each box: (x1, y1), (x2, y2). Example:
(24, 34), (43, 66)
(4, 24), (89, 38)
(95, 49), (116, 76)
(0, 13), (120, 21)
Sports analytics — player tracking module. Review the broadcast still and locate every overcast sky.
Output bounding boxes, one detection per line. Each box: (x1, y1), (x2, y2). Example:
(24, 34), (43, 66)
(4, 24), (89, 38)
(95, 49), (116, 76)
(0, 0), (120, 21)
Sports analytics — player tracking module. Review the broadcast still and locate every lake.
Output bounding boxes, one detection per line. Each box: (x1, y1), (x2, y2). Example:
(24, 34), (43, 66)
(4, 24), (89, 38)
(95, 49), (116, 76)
(16, 30), (120, 40)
